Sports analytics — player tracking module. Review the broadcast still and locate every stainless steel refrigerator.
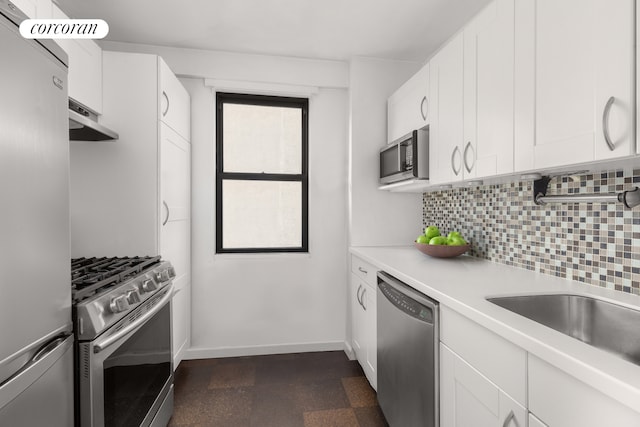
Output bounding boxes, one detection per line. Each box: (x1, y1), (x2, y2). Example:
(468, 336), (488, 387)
(0, 1), (74, 425)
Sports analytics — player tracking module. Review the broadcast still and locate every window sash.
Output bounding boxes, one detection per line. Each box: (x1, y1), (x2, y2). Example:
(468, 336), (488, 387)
(215, 92), (309, 253)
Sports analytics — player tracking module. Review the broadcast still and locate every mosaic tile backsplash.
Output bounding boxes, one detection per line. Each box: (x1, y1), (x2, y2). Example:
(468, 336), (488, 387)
(422, 169), (640, 295)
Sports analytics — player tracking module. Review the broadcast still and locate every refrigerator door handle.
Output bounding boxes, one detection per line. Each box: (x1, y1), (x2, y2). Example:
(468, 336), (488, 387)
(0, 335), (72, 410)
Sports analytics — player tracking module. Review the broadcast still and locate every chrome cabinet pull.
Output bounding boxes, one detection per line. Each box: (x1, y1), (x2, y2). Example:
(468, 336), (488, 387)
(502, 410), (519, 427)
(356, 284), (363, 306)
(463, 141), (475, 173)
(162, 200), (170, 226)
(162, 91), (170, 117)
(361, 288), (367, 311)
(358, 266), (367, 275)
(420, 96), (428, 121)
(451, 146), (462, 176)
(602, 96), (616, 151)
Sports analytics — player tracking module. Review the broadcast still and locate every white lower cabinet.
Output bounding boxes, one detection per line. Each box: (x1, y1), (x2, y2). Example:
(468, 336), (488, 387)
(171, 282), (191, 369)
(529, 413), (548, 427)
(441, 344), (526, 427)
(528, 355), (640, 427)
(350, 255), (377, 390)
(350, 274), (377, 389)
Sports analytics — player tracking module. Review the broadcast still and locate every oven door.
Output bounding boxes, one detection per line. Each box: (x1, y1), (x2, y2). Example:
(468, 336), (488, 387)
(78, 285), (174, 427)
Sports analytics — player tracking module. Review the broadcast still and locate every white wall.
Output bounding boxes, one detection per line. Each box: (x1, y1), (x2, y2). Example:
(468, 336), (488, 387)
(184, 78), (349, 357)
(102, 41), (349, 89)
(104, 43), (350, 357)
(349, 57), (424, 247)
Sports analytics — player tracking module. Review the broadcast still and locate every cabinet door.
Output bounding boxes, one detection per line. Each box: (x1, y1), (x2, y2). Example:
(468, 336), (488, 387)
(159, 58), (191, 141)
(350, 275), (377, 390)
(160, 122), (191, 290)
(52, 4), (102, 114)
(350, 275), (365, 358)
(463, 0), (514, 179)
(361, 283), (377, 390)
(529, 355), (640, 427)
(515, 0), (634, 170)
(440, 344), (526, 427)
(529, 413), (548, 427)
(172, 282), (190, 369)
(429, 33), (464, 185)
(11, 0), (51, 18)
(10, 0), (36, 17)
(387, 63), (430, 142)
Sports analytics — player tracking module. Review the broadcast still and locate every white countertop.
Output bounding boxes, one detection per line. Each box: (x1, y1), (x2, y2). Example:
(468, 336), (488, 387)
(350, 245), (640, 414)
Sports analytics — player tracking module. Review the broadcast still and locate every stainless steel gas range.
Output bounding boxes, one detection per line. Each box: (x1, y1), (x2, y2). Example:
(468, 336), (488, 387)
(71, 256), (175, 427)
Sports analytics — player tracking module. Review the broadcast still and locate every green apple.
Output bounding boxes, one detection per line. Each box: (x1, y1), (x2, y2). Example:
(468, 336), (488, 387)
(429, 236), (448, 245)
(416, 234), (430, 244)
(424, 225), (440, 240)
(447, 231), (462, 239)
(448, 236), (468, 246)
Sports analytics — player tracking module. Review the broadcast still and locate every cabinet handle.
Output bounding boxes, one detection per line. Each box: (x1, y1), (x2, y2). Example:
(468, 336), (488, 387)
(451, 146), (462, 176)
(356, 284), (363, 306)
(358, 266), (368, 275)
(420, 96), (428, 121)
(162, 200), (170, 226)
(502, 410), (519, 427)
(361, 288), (367, 311)
(463, 141), (475, 173)
(162, 91), (170, 117)
(602, 96), (616, 151)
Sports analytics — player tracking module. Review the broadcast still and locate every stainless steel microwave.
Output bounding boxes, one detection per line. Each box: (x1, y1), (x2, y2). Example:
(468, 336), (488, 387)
(379, 129), (429, 184)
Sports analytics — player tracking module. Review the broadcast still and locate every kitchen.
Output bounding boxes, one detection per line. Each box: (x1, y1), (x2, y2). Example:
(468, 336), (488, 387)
(1, 0), (640, 426)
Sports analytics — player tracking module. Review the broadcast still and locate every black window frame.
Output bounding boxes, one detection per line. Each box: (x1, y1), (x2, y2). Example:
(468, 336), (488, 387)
(215, 92), (309, 254)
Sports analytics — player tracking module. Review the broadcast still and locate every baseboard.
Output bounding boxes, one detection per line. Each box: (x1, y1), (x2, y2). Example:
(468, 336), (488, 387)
(183, 340), (346, 360)
(343, 341), (356, 360)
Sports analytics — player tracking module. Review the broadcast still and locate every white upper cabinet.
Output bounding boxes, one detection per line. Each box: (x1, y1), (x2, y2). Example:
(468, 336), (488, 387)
(52, 4), (103, 114)
(429, 33), (464, 185)
(387, 63), (430, 143)
(514, 0), (635, 171)
(10, 0), (51, 18)
(159, 58), (191, 141)
(637, 1), (640, 155)
(463, 0), (515, 179)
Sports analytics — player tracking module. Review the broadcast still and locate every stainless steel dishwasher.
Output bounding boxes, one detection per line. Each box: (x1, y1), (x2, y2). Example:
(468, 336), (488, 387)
(377, 271), (439, 427)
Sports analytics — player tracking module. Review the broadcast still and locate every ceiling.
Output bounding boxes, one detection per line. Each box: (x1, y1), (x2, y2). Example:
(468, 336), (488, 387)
(56, 0), (491, 62)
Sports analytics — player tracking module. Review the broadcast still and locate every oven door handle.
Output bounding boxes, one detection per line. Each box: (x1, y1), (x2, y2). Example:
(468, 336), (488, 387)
(93, 284), (173, 354)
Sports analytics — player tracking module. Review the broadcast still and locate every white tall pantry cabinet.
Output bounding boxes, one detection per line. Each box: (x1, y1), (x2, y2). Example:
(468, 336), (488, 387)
(69, 51), (191, 369)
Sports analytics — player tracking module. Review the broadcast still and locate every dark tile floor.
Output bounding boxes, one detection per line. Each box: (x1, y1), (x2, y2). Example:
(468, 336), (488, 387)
(168, 351), (389, 427)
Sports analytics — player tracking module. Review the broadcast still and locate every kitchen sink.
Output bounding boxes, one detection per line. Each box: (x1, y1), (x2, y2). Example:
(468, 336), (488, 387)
(487, 294), (640, 366)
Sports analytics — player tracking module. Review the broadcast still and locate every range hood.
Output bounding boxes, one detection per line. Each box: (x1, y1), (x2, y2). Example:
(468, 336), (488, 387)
(68, 100), (119, 141)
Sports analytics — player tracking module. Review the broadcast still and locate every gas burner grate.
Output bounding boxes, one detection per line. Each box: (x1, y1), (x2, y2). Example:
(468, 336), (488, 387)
(71, 256), (161, 302)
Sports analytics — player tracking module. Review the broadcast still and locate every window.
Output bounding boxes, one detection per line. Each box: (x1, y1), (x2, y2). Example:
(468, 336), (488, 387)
(216, 92), (309, 253)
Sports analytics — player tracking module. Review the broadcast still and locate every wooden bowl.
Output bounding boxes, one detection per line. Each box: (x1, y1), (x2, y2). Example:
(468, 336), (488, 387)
(414, 242), (470, 258)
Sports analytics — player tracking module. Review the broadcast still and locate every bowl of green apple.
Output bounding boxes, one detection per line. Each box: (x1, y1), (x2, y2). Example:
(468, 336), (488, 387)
(415, 225), (470, 258)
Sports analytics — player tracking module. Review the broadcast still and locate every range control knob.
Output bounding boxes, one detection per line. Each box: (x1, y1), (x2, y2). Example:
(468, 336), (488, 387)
(158, 269), (171, 282)
(126, 290), (141, 304)
(168, 267), (176, 278)
(109, 295), (129, 313)
(140, 279), (157, 293)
